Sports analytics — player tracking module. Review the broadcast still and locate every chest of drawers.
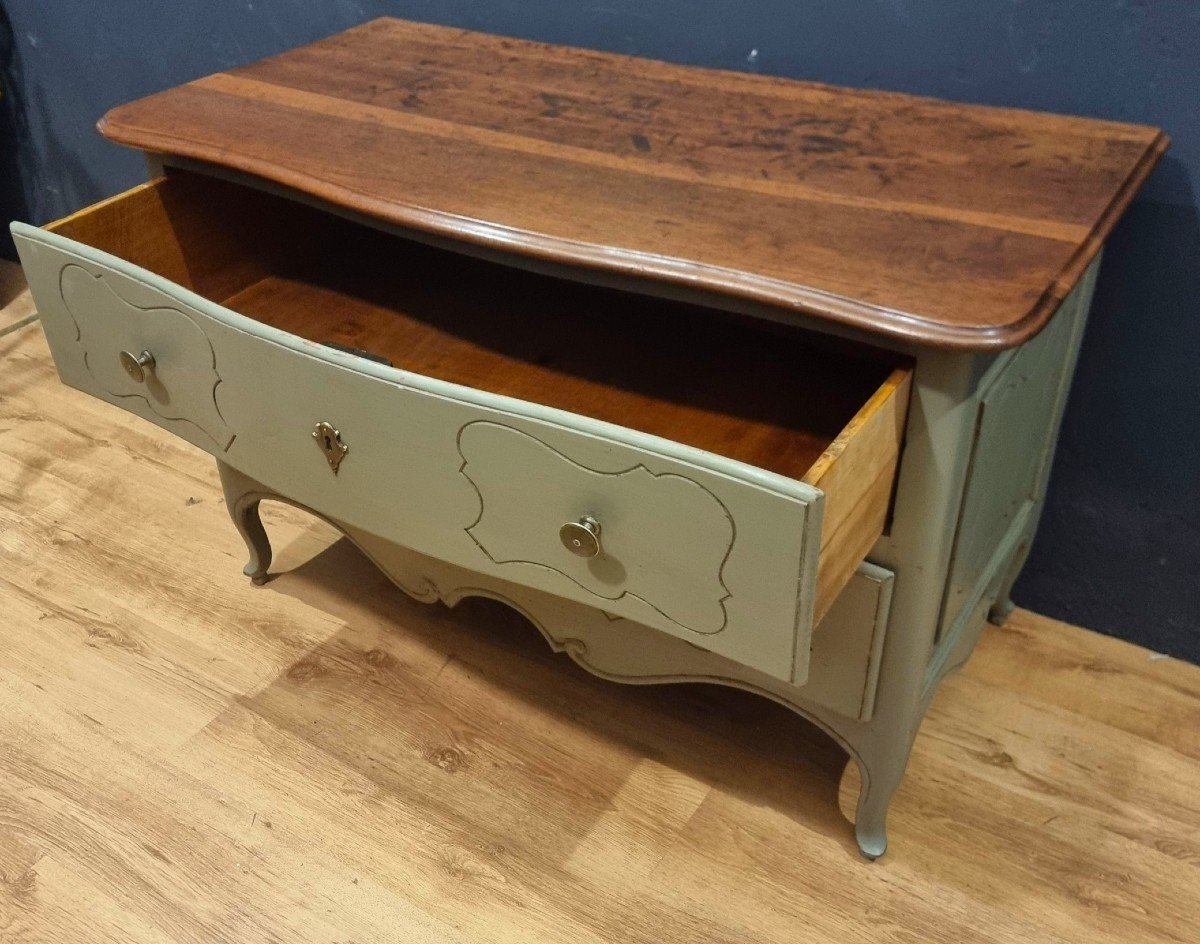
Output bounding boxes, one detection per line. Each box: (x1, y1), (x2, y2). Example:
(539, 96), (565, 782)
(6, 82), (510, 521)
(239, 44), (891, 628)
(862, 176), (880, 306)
(11, 18), (1166, 859)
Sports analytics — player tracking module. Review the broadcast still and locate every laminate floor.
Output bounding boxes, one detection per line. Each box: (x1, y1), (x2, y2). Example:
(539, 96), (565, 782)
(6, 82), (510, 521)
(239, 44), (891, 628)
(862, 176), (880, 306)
(2, 301), (1197, 943)
(0, 261), (37, 333)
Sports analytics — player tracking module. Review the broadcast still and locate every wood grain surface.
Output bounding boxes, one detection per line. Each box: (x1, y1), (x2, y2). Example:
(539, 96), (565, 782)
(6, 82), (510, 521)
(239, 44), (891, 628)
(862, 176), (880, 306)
(52, 168), (904, 483)
(0, 260), (36, 334)
(98, 17), (1167, 350)
(5, 284), (1200, 943)
(220, 231), (898, 485)
(34, 170), (906, 639)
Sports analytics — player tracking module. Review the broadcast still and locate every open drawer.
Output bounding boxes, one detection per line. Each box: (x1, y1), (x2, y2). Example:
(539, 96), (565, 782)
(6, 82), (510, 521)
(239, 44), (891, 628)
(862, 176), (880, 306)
(12, 170), (910, 685)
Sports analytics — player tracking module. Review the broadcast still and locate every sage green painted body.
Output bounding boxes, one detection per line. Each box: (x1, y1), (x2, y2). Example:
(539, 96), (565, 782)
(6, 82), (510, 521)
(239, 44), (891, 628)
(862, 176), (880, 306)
(10, 186), (1099, 858)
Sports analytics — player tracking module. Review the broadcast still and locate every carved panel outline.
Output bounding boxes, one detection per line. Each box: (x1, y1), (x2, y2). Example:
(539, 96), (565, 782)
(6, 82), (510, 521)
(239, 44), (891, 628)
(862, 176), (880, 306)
(57, 263), (234, 450)
(456, 420), (736, 635)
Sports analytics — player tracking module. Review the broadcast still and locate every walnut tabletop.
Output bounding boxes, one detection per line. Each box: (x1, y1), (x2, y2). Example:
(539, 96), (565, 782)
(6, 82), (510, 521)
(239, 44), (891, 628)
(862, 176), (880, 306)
(98, 17), (1167, 350)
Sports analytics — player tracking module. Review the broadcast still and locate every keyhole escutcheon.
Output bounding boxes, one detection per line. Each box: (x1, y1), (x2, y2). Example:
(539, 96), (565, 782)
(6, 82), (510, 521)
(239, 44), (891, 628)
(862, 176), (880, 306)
(312, 421), (349, 474)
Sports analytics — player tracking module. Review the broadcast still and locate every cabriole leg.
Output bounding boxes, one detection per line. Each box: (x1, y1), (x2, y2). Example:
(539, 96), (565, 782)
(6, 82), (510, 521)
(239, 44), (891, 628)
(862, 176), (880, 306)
(852, 748), (907, 861)
(987, 537), (1032, 626)
(217, 461), (272, 585)
(987, 596), (1017, 626)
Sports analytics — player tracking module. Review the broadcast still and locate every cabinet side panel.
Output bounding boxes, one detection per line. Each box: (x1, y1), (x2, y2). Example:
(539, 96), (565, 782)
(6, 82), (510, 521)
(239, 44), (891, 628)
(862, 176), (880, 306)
(939, 267), (1096, 637)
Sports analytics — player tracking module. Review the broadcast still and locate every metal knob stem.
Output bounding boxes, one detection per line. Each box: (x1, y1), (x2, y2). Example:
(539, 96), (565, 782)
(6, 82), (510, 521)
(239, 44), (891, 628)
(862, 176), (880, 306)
(119, 349), (155, 383)
(559, 516), (602, 558)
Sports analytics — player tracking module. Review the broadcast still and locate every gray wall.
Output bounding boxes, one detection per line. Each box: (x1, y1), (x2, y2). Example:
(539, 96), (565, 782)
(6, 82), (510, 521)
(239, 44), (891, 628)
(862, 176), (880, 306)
(3, 1), (1197, 659)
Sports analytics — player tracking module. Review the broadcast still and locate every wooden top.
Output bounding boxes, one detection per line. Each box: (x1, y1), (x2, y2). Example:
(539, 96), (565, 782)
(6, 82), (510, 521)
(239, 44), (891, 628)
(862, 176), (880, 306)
(99, 17), (1167, 350)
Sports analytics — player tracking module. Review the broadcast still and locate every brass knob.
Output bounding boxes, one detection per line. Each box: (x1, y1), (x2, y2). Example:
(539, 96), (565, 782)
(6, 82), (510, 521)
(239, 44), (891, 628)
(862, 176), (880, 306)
(559, 516), (602, 558)
(119, 349), (155, 383)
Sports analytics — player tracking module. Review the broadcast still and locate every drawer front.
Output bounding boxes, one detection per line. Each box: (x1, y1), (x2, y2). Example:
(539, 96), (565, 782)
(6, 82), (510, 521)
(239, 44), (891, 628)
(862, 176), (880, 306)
(14, 224), (824, 684)
(458, 421), (736, 636)
(807, 560), (892, 721)
(23, 254), (237, 452)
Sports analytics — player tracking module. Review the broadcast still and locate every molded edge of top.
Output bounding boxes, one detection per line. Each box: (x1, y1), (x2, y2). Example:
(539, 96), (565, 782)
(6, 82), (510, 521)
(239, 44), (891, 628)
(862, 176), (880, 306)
(96, 23), (1170, 352)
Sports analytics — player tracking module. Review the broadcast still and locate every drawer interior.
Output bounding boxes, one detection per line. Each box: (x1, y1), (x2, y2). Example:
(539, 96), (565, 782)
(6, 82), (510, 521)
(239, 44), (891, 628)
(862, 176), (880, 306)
(50, 169), (911, 620)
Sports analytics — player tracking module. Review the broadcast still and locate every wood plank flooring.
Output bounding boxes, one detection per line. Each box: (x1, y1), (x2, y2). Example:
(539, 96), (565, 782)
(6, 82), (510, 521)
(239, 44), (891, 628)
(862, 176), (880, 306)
(0, 261), (37, 334)
(2, 305), (1198, 943)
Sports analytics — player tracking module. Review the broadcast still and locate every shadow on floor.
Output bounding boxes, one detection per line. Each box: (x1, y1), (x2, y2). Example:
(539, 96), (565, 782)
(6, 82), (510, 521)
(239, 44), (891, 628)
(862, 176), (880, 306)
(252, 524), (863, 858)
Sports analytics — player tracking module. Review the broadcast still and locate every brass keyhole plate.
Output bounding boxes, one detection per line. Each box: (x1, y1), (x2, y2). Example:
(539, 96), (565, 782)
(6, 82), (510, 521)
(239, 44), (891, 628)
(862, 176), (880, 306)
(312, 421), (349, 474)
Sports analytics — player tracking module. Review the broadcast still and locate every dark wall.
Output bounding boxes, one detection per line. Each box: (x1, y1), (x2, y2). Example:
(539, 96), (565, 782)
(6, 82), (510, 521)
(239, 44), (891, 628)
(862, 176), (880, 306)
(3, 1), (1197, 659)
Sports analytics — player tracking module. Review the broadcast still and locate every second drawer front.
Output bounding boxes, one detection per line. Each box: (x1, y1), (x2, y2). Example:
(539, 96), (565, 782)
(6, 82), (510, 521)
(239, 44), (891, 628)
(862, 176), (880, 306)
(16, 230), (822, 684)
